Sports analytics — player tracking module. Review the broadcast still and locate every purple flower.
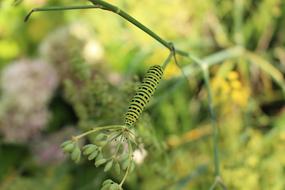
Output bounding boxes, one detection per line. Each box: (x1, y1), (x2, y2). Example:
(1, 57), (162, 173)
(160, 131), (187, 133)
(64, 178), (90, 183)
(0, 59), (58, 143)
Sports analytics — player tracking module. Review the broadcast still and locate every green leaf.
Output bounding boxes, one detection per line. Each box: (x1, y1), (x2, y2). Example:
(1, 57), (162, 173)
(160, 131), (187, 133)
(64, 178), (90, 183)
(247, 52), (285, 92)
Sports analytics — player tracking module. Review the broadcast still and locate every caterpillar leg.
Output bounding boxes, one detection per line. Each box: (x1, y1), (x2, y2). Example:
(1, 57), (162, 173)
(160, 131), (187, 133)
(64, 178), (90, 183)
(25, 5), (101, 22)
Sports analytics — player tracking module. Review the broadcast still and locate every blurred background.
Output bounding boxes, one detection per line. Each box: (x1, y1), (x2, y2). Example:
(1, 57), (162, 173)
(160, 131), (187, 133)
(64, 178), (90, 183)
(0, 0), (285, 189)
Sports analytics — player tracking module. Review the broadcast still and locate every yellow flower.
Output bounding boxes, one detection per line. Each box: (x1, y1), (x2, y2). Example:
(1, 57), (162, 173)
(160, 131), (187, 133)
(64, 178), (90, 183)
(227, 71), (239, 80)
(212, 70), (250, 108)
(231, 89), (249, 107)
(211, 76), (230, 104)
(163, 63), (180, 79)
(230, 80), (242, 89)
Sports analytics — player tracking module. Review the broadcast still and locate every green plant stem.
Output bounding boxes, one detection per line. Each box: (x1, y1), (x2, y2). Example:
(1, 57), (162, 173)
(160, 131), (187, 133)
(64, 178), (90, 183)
(202, 67), (220, 177)
(24, 5), (101, 22)
(183, 46), (244, 76)
(25, 0), (190, 56)
(209, 176), (227, 190)
(234, 0), (244, 45)
(73, 125), (124, 140)
(114, 135), (124, 157)
(202, 67), (228, 190)
(119, 139), (133, 187)
(187, 54), (226, 188)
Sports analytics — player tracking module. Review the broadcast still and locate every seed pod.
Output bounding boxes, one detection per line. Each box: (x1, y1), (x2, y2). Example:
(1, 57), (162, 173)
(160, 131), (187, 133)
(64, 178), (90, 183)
(122, 159), (130, 171)
(71, 145), (81, 163)
(110, 183), (120, 190)
(96, 133), (106, 141)
(130, 161), (135, 172)
(61, 140), (75, 153)
(96, 153), (104, 162)
(104, 160), (113, 172)
(61, 140), (72, 147)
(102, 179), (113, 186)
(83, 144), (97, 155)
(120, 152), (129, 161)
(101, 184), (112, 190)
(88, 150), (99, 160)
(95, 159), (107, 167)
(101, 180), (122, 190)
(114, 162), (121, 174)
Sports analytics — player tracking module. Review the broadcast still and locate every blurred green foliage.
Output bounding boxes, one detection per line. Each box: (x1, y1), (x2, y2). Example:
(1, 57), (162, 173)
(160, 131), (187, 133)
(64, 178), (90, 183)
(0, 0), (285, 189)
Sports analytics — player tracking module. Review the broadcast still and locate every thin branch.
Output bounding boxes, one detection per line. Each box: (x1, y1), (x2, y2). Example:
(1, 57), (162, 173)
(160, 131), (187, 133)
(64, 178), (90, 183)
(187, 56), (227, 188)
(119, 139), (133, 187)
(24, 5), (101, 22)
(73, 125), (124, 140)
(202, 67), (220, 177)
(25, 0), (190, 57)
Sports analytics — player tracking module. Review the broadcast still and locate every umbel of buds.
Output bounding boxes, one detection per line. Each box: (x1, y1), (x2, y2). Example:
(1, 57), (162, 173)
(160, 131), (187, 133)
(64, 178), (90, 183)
(61, 140), (81, 163)
(101, 180), (122, 190)
(60, 125), (136, 190)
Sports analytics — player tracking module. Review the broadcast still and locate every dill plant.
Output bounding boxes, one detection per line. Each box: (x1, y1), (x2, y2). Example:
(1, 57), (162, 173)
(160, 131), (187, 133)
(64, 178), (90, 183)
(24, 0), (226, 189)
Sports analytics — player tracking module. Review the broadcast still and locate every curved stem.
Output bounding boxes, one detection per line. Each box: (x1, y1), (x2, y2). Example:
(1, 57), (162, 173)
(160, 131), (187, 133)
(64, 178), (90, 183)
(202, 68), (220, 177)
(114, 135), (124, 158)
(119, 139), (133, 187)
(25, 0), (190, 57)
(73, 125), (124, 140)
(24, 5), (101, 22)
(187, 56), (227, 188)
(209, 176), (227, 190)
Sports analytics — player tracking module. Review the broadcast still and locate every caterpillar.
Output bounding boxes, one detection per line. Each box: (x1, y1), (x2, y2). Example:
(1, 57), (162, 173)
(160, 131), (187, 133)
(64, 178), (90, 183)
(125, 65), (164, 127)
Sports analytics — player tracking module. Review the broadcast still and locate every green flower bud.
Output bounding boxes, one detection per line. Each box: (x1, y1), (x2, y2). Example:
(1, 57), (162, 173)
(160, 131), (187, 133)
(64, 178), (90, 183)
(88, 150), (99, 160)
(130, 161), (135, 172)
(114, 162), (121, 174)
(104, 160), (113, 172)
(102, 179), (113, 186)
(61, 140), (75, 153)
(101, 183), (111, 190)
(61, 140), (72, 147)
(110, 183), (120, 190)
(71, 145), (81, 163)
(95, 158), (107, 167)
(83, 144), (97, 155)
(96, 133), (106, 141)
(101, 180), (122, 190)
(122, 159), (130, 171)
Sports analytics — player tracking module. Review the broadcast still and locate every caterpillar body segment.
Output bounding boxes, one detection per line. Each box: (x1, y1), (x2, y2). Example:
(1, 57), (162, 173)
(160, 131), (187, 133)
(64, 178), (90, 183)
(125, 65), (164, 127)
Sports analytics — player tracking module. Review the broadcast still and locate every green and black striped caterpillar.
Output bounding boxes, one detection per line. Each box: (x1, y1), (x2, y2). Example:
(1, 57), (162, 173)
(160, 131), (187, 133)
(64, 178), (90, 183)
(125, 65), (164, 127)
